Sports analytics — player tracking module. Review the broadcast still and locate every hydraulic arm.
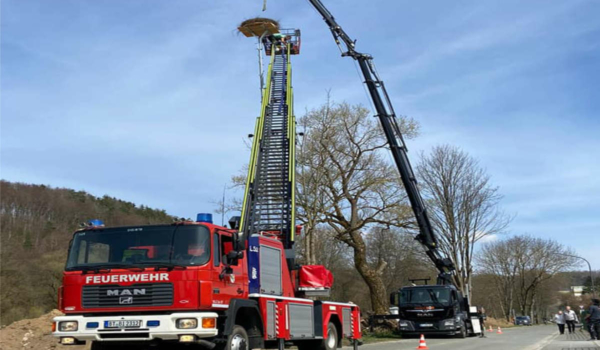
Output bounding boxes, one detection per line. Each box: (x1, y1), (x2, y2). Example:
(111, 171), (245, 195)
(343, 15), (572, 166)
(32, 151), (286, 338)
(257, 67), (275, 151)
(306, 0), (455, 284)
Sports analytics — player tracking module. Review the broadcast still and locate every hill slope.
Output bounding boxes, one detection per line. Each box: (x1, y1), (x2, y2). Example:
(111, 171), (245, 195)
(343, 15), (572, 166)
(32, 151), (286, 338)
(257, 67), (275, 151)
(0, 180), (175, 325)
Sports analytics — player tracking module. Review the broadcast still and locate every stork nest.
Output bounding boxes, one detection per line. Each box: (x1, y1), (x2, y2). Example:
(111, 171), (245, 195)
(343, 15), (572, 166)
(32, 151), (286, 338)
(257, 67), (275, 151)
(238, 17), (280, 37)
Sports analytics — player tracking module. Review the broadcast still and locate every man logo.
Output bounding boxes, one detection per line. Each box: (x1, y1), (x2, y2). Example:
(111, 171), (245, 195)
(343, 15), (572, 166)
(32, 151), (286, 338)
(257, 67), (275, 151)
(107, 289), (146, 296)
(119, 296), (133, 305)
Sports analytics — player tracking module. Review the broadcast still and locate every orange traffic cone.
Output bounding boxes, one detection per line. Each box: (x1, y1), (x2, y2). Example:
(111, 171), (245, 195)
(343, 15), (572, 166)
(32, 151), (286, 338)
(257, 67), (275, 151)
(416, 334), (429, 349)
(488, 325), (493, 332)
(497, 326), (503, 334)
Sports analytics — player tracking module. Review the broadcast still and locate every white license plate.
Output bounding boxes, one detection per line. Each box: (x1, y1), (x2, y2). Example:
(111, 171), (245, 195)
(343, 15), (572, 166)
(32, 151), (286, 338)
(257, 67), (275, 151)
(105, 320), (142, 328)
(420, 323), (434, 327)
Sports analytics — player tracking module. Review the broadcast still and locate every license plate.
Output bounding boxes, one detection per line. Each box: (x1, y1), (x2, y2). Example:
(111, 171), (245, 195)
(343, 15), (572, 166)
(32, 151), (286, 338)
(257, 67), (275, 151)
(104, 320), (142, 329)
(420, 323), (434, 327)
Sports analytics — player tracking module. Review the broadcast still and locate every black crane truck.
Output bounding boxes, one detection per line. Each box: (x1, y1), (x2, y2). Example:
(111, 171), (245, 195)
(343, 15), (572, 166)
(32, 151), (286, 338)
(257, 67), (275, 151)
(302, 0), (484, 338)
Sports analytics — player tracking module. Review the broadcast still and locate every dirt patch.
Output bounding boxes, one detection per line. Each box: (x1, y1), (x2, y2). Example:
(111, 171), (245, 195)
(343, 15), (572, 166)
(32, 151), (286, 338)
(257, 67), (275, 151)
(0, 310), (88, 350)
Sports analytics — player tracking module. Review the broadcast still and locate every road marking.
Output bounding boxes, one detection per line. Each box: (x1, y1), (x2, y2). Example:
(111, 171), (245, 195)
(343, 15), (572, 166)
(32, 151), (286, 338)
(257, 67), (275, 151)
(522, 333), (561, 350)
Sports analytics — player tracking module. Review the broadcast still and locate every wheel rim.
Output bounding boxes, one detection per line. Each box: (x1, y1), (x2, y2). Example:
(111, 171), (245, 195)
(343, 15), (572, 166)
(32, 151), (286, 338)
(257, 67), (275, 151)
(327, 328), (336, 348)
(230, 334), (247, 350)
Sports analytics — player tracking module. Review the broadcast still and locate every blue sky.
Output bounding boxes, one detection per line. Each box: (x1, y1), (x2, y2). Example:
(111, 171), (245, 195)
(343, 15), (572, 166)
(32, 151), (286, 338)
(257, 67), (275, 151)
(2, 1), (599, 268)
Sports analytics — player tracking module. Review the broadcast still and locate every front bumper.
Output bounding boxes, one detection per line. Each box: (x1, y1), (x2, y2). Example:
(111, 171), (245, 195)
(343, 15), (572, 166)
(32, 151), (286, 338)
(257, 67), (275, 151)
(398, 319), (460, 335)
(52, 312), (218, 343)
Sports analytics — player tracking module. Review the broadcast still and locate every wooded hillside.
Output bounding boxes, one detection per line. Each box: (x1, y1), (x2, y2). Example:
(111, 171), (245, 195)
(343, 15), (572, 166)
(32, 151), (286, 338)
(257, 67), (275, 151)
(0, 181), (175, 325)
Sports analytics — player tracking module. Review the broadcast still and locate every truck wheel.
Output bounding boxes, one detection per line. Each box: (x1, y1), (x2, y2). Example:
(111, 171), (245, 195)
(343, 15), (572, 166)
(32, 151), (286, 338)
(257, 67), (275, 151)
(456, 323), (467, 338)
(317, 322), (338, 350)
(226, 325), (249, 350)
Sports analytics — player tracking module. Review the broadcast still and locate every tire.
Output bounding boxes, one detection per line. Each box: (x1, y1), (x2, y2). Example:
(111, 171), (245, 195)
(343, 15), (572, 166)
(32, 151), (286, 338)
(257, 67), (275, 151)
(224, 325), (249, 350)
(317, 322), (339, 350)
(455, 323), (467, 339)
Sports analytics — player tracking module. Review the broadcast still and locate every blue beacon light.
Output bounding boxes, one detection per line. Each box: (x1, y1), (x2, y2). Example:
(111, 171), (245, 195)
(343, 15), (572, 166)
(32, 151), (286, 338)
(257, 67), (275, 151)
(196, 213), (213, 224)
(88, 219), (105, 227)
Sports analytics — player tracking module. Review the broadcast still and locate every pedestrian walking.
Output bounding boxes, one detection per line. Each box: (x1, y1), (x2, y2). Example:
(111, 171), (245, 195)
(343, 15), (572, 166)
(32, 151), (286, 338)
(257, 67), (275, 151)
(586, 299), (600, 341)
(554, 310), (566, 334)
(581, 308), (590, 335)
(565, 306), (579, 334)
(478, 307), (487, 338)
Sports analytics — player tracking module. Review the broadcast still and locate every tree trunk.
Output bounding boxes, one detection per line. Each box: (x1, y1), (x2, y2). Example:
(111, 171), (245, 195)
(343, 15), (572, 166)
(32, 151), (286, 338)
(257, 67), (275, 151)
(352, 237), (388, 314)
(309, 226), (316, 265)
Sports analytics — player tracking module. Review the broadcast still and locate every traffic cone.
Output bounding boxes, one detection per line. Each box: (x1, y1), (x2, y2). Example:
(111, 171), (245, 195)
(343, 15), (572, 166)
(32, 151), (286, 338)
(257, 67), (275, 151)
(416, 334), (429, 349)
(497, 326), (503, 334)
(488, 325), (493, 332)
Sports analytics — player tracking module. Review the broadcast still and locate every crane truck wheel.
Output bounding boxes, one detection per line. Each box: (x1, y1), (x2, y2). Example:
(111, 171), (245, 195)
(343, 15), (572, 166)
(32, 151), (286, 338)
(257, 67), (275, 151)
(224, 325), (249, 350)
(455, 323), (467, 339)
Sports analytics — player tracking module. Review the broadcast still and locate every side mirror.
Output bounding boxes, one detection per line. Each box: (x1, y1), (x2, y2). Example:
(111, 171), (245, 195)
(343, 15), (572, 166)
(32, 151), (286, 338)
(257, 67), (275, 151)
(228, 216), (241, 230)
(225, 250), (244, 266)
(390, 292), (399, 306)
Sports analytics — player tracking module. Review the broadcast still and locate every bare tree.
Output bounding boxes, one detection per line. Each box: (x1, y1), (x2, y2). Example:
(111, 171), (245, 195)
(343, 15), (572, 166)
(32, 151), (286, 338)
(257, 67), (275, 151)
(478, 236), (528, 321)
(297, 109), (331, 265)
(417, 145), (511, 299)
(478, 235), (576, 320)
(297, 101), (419, 314)
(366, 226), (436, 293)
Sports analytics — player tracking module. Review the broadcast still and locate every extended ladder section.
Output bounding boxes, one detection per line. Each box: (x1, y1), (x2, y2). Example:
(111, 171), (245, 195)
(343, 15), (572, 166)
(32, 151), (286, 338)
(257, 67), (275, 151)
(240, 42), (296, 252)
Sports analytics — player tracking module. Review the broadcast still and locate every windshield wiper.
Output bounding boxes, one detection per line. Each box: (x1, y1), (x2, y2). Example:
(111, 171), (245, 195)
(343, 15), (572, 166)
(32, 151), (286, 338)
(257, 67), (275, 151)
(72, 266), (105, 273)
(135, 262), (187, 271)
(426, 289), (444, 306)
(70, 264), (127, 273)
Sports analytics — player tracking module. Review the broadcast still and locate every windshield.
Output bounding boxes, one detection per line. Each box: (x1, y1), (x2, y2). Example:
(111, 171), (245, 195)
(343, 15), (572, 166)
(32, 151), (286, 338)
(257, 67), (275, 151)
(400, 287), (452, 305)
(516, 316), (530, 321)
(66, 225), (210, 270)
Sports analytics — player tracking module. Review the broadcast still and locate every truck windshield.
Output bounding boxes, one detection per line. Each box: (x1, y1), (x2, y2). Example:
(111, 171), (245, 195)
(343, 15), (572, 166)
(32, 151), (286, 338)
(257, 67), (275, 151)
(400, 287), (451, 305)
(65, 225), (210, 270)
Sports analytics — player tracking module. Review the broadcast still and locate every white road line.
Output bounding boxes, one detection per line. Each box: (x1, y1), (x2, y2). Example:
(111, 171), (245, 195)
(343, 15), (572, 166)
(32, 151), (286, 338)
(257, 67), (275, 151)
(523, 333), (559, 350)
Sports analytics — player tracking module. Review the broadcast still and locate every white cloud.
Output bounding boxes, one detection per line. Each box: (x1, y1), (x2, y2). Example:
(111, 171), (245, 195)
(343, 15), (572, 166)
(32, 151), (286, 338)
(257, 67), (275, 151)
(477, 234), (499, 244)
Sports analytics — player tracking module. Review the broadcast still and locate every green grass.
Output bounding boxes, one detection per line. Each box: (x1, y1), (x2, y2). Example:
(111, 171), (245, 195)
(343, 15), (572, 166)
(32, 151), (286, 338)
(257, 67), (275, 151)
(360, 331), (403, 344)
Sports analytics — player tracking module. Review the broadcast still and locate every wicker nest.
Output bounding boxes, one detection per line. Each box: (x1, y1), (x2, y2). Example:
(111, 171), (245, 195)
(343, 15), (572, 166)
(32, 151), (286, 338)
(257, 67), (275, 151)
(238, 17), (280, 37)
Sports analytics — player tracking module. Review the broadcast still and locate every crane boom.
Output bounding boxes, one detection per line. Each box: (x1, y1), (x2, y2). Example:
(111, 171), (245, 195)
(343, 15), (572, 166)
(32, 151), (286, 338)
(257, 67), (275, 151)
(306, 0), (455, 284)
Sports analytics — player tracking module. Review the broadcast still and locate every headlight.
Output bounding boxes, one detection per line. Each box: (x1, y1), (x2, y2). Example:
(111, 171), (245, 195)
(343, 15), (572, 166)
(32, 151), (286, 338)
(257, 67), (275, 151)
(444, 320), (455, 326)
(58, 321), (78, 332)
(176, 318), (198, 329)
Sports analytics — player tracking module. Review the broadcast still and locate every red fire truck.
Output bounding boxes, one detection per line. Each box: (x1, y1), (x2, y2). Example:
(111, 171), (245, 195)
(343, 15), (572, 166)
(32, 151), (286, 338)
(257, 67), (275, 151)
(52, 20), (361, 350)
(52, 216), (360, 350)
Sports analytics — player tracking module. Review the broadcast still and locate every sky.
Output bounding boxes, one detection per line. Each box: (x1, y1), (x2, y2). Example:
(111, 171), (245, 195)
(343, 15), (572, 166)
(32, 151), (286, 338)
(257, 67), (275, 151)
(2, 0), (599, 268)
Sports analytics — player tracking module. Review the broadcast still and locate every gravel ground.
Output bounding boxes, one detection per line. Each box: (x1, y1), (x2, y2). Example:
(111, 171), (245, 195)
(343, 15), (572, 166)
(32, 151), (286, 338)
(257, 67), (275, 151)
(0, 310), (88, 350)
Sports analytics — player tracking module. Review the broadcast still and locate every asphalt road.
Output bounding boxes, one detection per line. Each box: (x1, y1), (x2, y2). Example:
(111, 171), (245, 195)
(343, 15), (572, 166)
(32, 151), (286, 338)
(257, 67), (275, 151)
(348, 325), (595, 350)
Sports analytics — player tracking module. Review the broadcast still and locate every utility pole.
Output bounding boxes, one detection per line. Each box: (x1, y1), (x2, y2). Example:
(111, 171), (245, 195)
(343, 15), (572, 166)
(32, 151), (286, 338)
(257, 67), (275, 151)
(563, 253), (596, 298)
(221, 184), (226, 226)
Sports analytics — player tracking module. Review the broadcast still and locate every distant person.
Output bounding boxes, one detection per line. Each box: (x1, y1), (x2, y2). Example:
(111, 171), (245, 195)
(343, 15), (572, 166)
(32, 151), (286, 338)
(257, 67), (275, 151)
(565, 306), (579, 334)
(554, 310), (566, 334)
(586, 299), (600, 341)
(478, 307), (487, 338)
